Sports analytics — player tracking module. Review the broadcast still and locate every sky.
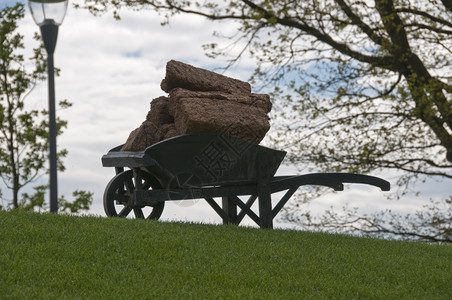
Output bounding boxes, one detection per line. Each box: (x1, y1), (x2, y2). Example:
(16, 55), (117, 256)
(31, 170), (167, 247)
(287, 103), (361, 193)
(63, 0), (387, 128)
(3, 0), (450, 229)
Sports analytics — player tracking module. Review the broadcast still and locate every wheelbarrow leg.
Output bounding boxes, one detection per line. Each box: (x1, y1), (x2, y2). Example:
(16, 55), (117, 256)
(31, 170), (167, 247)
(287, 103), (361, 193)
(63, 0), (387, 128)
(222, 196), (237, 225)
(258, 152), (274, 229)
(258, 183), (273, 229)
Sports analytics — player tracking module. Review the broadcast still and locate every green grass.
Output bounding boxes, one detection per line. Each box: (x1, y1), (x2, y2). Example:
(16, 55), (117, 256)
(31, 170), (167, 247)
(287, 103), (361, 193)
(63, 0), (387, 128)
(1, 210), (451, 299)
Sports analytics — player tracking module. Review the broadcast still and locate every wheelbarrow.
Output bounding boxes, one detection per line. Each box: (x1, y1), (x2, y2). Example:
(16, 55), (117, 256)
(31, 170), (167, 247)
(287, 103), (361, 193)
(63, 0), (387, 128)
(101, 134), (390, 229)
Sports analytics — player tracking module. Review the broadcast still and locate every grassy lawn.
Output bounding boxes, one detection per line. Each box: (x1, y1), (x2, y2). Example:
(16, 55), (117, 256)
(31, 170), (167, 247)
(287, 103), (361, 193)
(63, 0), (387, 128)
(1, 210), (451, 299)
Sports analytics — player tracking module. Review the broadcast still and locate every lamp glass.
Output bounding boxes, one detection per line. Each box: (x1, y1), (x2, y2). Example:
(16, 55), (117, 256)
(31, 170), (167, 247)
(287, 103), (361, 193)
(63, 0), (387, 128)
(29, 0), (68, 26)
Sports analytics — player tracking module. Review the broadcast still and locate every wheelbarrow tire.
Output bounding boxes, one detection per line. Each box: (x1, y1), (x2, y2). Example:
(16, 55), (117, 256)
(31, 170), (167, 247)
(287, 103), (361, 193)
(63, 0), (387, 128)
(103, 169), (165, 220)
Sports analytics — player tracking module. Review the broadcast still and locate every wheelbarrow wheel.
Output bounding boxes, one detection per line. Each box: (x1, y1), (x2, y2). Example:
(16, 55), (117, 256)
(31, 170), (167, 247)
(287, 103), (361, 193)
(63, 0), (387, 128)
(103, 169), (165, 219)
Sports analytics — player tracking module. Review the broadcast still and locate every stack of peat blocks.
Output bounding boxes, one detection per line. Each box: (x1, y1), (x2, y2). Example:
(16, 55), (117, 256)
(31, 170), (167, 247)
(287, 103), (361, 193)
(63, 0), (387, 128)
(121, 60), (272, 151)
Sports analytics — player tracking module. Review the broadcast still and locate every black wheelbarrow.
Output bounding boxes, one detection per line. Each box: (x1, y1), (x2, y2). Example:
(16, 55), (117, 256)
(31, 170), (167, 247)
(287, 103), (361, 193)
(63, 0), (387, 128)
(101, 134), (390, 229)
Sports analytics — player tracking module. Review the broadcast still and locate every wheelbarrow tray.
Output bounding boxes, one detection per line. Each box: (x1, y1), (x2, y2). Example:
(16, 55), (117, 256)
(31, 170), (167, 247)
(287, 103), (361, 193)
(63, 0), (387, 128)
(102, 133), (286, 187)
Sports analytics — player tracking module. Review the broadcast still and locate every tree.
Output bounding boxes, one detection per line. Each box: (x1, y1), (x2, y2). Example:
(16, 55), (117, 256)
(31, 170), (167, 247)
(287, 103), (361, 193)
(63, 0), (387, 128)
(0, 3), (92, 213)
(282, 196), (452, 243)
(80, 0), (451, 240)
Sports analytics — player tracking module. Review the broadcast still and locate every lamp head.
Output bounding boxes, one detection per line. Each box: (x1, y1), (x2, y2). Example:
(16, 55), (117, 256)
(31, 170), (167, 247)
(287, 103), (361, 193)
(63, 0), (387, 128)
(28, 0), (68, 26)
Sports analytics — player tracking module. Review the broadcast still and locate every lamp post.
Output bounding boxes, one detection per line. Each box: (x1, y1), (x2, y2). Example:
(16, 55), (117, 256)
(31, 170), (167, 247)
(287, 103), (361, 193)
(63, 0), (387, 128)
(29, 0), (68, 213)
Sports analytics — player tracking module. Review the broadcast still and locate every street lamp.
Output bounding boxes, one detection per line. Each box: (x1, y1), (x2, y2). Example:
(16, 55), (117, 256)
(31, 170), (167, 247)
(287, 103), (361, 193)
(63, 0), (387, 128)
(29, 0), (68, 213)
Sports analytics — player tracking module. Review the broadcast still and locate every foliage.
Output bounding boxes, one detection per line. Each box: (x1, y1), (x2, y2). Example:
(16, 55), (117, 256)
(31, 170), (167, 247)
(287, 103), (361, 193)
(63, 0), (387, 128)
(79, 0), (452, 239)
(1, 210), (452, 298)
(0, 3), (92, 213)
(58, 190), (93, 213)
(19, 185), (93, 214)
(283, 196), (452, 243)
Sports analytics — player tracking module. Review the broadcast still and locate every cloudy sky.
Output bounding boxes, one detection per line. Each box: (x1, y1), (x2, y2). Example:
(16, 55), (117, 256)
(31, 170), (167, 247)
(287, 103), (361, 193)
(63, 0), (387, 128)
(4, 0), (449, 228)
